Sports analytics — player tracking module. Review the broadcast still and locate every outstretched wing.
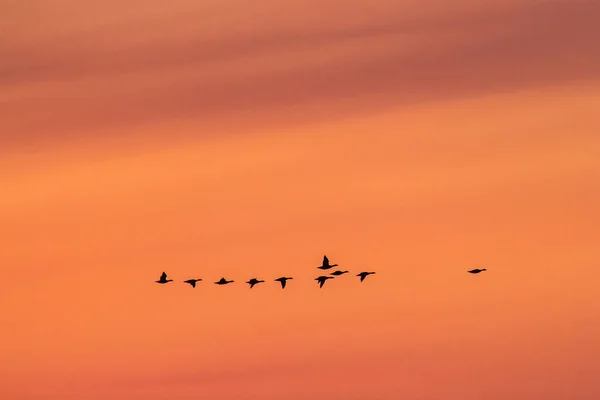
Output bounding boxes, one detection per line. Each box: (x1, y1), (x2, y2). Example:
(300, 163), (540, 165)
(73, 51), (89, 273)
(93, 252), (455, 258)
(281, 279), (287, 289)
(360, 275), (366, 282)
(319, 279), (325, 288)
(323, 255), (329, 266)
(161, 272), (167, 280)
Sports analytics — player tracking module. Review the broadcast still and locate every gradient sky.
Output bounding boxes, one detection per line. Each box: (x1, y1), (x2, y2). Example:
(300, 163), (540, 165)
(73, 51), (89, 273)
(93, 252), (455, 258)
(1, 1), (600, 399)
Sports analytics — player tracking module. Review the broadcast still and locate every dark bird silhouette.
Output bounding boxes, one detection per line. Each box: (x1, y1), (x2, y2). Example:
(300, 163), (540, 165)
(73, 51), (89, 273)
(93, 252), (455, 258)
(357, 271), (375, 282)
(155, 272), (173, 284)
(330, 270), (349, 276)
(317, 255), (338, 270)
(215, 277), (234, 285)
(246, 278), (265, 288)
(467, 268), (487, 274)
(274, 277), (293, 289)
(183, 278), (202, 288)
(315, 275), (334, 288)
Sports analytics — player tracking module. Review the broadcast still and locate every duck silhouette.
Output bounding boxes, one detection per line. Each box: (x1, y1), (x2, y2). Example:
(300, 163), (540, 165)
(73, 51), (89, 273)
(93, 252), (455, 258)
(330, 270), (349, 276)
(357, 271), (375, 282)
(274, 277), (293, 289)
(155, 272), (173, 284)
(467, 268), (487, 274)
(183, 278), (202, 288)
(246, 278), (265, 288)
(315, 275), (334, 288)
(317, 255), (338, 270)
(215, 277), (234, 285)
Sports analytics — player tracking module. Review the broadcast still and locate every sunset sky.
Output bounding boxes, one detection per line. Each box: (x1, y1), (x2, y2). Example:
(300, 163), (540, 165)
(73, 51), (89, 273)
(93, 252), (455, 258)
(1, 0), (599, 399)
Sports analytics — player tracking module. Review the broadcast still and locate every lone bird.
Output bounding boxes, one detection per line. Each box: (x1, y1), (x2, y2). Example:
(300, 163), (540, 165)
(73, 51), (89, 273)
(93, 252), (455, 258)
(467, 268), (487, 274)
(155, 272), (173, 284)
(274, 277), (293, 289)
(183, 278), (202, 288)
(357, 271), (375, 282)
(317, 255), (338, 270)
(315, 275), (334, 288)
(215, 277), (234, 285)
(246, 278), (265, 288)
(330, 270), (349, 276)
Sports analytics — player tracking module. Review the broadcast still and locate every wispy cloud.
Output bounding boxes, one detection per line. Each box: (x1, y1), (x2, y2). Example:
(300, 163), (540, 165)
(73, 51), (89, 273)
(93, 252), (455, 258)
(1, 0), (599, 149)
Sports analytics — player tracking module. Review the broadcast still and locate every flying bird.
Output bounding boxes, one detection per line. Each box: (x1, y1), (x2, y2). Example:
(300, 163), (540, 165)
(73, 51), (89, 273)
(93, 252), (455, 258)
(246, 278), (265, 288)
(467, 268), (487, 274)
(330, 270), (349, 276)
(183, 278), (202, 288)
(317, 255), (338, 270)
(155, 272), (173, 284)
(274, 277), (293, 289)
(215, 277), (234, 285)
(315, 275), (334, 288)
(357, 271), (375, 282)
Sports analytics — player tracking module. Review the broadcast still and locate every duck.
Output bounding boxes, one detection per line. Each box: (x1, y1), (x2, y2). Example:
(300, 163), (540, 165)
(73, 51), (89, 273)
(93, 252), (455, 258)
(467, 268), (487, 274)
(315, 275), (334, 288)
(215, 277), (234, 285)
(274, 277), (293, 289)
(155, 272), (173, 284)
(317, 255), (338, 270)
(183, 278), (202, 288)
(357, 271), (375, 282)
(330, 270), (349, 276)
(246, 278), (265, 288)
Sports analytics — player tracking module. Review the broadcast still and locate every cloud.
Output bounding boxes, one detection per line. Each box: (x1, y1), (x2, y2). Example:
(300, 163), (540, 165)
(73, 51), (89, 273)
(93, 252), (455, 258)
(1, 0), (599, 148)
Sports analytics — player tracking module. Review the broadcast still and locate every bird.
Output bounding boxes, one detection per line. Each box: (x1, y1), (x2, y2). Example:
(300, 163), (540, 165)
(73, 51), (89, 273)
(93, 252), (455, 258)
(215, 277), (234, 285)
(467, 268), (487, 274)
(155, 272), (173, 284)
(330, 270), (349, 276)
(317, 255), (338, 270)
(183, 278), (202, 288)
(246, 278), (265, 288)
(315, 275), (334, 288)
(274, 277), (293, 289)
(357, 271), (375, 282)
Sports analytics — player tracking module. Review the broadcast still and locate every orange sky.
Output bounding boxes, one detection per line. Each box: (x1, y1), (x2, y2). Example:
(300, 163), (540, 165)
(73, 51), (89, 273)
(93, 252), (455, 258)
(1, 1), (599, 399)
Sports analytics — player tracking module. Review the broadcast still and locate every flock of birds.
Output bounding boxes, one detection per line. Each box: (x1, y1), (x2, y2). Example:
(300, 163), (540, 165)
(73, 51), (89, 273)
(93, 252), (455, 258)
(155, 255), (488, 289)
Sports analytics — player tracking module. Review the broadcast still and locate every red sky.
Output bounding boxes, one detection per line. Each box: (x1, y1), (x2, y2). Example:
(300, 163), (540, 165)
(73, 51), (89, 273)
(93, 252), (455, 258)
(1, 1), (599, 399)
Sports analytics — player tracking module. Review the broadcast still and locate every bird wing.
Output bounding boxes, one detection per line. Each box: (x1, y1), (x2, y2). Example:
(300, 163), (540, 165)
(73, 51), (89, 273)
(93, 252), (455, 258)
(319, 279), (325, 288)
(281, 280), (286, 289)
(190, 281), (196, 288)
(360, 275), (366, 282)
(161, 272), (167, 280)
(323, 255), (329, 266)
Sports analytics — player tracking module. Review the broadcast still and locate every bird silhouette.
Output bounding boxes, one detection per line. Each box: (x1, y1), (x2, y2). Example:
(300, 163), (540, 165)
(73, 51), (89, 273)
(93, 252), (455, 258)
(274, 277), (293, 289)
(246, 278), (265, 288)
(317, 255), (338, 270)
(467, 268), (487, 274)
(183, 278), (202, 288)
(357, 271), (375, 282)
(155, 272), (173, 284)
(315, 275), (334, 288)
(215, 277), (234, 285)
(330, 270), (349, 276)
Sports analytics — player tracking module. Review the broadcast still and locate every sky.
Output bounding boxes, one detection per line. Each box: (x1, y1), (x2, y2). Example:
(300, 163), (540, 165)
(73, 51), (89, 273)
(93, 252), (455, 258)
(1, 0), (599, 399)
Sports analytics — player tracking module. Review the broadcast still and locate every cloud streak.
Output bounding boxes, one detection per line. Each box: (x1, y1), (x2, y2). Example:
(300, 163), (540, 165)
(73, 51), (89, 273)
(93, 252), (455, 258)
(2, 0), (599, 150)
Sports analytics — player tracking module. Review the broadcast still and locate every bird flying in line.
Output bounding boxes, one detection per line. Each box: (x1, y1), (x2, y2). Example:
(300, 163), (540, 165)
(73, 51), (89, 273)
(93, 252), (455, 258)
(317, 255), (338, 270)
(330, 270), (349, 276)
(467, 268), (487, 274)
(183, 278), (202, 288)
(357, 271), (375, 282)
(215, 277), (234, 285)
(246, 278), (265, 288)
(316, 275), (334, 288)
(156, 272), (173, 284)
(274, 277), (293, 289)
